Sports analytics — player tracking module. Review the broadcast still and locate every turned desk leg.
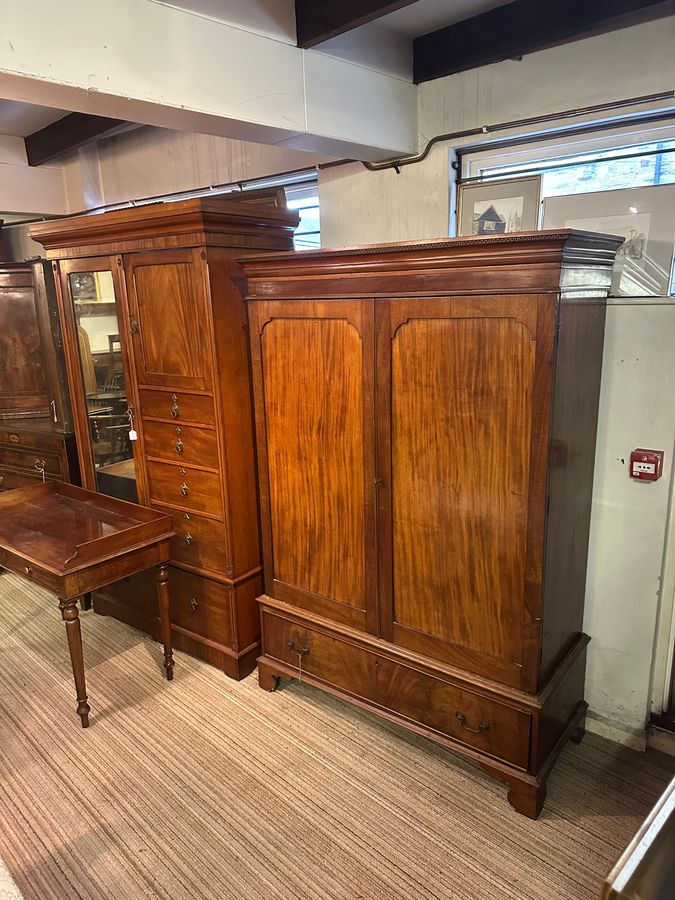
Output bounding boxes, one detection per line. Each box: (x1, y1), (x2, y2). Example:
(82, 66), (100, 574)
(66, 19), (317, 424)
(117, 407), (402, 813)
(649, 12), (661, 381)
(156, 564), (174, 681)
(59, 598), (91, 728)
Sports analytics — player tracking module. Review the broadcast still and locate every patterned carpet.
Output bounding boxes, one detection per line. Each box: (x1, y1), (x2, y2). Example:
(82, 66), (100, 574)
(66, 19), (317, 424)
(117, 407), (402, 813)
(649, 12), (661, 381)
(0, 572), (673, 900)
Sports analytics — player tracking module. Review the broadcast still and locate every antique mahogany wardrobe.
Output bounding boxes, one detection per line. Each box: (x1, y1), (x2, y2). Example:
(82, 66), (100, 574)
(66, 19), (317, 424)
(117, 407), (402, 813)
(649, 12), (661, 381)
(30, 195), (298, 678)
(0, 259), (79, 490)
(241, 230), (621, 818)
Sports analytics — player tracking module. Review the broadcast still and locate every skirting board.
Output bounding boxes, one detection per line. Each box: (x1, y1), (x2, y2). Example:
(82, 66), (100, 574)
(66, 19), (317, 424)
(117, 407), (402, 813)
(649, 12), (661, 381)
(586, 710), (647, 751)
(648, 725), (675, 757)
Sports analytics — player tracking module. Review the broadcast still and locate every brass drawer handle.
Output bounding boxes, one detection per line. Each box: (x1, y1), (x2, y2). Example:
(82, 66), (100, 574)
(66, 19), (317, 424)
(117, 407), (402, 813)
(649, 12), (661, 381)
(130, 318), (139, 335)
(175, 439), (184, 454)
(455, 712), (490, 734)
(34, 458), (46, 471)
(180, 482), (189, 498)
(184, 532), (193, 546)
(287, 641), (309, 658)
(190, 598), (198, 611)
(171, 394), (180, 418)
(23, 566), (32, 577)
(287, 641), (310, 684)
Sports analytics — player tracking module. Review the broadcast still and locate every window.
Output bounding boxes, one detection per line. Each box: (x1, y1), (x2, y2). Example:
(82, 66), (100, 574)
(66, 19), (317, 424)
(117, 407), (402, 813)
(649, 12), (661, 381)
(460, 121), (675, 296)
(285, 182), (320, 249)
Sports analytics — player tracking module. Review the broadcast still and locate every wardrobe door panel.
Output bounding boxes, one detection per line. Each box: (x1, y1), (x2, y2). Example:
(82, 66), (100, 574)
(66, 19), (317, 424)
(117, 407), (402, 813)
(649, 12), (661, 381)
(125, 250), (212, 391)
(384, 296), (542, 684)
(251, 300), (377, 632)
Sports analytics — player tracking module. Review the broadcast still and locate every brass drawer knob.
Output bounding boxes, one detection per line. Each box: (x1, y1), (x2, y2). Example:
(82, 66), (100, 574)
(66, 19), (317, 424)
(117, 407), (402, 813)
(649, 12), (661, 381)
(455, 712), (490, 734)
(184, 532), (193, 546)
(171, 394), (180, 418)
(175, 439), (184, 455)
(190, 598), (198, 611)
(180, 482), (189, 498)
(23, 566), (32, 577)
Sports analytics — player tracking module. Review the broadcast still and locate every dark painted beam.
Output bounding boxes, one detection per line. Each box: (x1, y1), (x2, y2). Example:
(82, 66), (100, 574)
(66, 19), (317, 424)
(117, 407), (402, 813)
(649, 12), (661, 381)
(413, 0), (675, 83)
(25, 113), (133, 167)
(295, 0), (418, 48)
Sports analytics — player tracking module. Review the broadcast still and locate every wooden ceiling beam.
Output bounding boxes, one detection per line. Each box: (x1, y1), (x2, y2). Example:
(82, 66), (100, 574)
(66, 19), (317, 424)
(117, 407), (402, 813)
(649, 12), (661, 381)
(413, 0), (675, 83)
(295, 0), (419, 48)
(25, 112), (133, 167)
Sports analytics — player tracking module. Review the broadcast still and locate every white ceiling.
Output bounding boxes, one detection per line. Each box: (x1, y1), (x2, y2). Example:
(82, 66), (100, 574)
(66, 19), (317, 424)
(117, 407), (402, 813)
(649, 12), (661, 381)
(378, 0), (513, 38)
(0, 100), (67, 137)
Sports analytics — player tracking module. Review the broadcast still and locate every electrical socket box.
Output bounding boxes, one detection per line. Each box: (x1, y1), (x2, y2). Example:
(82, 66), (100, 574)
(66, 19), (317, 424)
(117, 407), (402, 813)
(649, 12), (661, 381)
(629, 449), (664, 482)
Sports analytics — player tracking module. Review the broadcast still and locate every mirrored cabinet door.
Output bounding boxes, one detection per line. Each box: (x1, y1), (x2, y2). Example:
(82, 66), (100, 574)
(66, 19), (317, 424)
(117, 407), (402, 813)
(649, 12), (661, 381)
(64, 263), (139, 503)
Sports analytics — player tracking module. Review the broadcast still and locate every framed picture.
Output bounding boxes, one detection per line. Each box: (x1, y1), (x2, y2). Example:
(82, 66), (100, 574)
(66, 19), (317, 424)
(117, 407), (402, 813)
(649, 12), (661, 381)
(456, 175), (542, 237)
(543, 183), (675, 296)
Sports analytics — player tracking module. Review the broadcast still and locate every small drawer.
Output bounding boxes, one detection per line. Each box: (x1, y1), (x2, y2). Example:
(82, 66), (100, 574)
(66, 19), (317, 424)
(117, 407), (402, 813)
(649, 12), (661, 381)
(158, 506), (229, 574)
(143, 420), (218, 470)
(0, 447), (62, 476)
(146, 460), (223, 517)
(262, 610), (531, 770)
(170, 569), (232, 645)
(0, 466), (58, 492)
(0, 549), (61, 594)
(138, 389), (215, 425)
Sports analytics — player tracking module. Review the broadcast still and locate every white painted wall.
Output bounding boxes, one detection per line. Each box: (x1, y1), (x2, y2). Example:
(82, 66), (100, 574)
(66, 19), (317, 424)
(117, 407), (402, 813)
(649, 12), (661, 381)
(317, 16), (675, 744)
(320, 16), (675, 247)
(0, 0), (417, 159)
(585, 302), (675, 747)
(0, 133), (66, 216)
(60, 126), (333, 211)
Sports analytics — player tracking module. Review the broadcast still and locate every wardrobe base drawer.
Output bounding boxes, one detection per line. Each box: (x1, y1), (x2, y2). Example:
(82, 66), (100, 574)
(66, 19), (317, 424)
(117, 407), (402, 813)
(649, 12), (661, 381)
(260, 602), (531, 770)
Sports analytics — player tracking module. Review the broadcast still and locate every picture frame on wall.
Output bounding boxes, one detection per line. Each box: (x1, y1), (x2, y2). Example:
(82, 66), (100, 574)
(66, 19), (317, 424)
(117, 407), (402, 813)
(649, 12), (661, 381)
(543, 183), (675, 296)
(456, 175), (542, 237)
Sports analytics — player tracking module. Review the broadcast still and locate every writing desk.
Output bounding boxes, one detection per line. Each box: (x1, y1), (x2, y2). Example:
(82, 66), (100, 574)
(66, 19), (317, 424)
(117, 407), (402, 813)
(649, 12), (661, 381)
(0, 481), (174, 727)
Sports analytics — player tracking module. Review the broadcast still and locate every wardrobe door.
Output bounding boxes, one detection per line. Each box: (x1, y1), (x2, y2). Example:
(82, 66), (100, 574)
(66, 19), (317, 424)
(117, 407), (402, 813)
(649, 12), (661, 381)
(378, 295), (553, 689)
(124, 249), (212, 391)
(249, 300), (378, 633)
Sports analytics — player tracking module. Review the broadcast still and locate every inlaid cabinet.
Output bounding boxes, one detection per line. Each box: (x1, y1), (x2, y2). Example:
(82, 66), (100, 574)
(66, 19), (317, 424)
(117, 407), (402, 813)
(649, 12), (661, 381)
(0, 260), (79, 492)
(241, 230), (622, 817)
(30, 196), (298, 678)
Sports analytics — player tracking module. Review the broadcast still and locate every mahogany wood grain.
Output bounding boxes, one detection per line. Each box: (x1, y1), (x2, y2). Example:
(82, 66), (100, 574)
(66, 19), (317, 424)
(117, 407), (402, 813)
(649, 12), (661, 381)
(0, 267), (50, 418)
(169, 567), (233, 645)
(137, 388), (216, 426)
(250, 300), (378, 632)
(145, 459), (223, 517)
(143, 420), (219, 470)
(389, 299), (535, 673)
(125, 249), (213, 392)
(153, 503), (229, 576)
(242, 231), (621, 818)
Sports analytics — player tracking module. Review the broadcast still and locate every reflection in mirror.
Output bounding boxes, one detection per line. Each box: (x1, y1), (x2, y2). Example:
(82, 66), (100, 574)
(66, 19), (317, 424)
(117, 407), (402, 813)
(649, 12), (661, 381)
(70, 270), (138, 502)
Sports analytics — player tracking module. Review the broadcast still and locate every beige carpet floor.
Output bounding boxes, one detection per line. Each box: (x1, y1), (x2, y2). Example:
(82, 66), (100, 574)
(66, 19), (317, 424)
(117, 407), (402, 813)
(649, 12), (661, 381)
(0, 572), (673, 900)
